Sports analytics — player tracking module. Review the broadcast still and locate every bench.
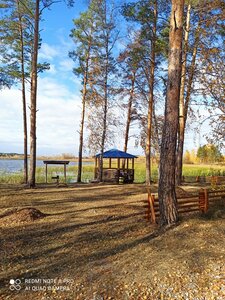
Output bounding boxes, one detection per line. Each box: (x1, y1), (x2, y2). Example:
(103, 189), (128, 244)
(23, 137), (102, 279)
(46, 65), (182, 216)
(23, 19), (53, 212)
(51, 175), (59, 185)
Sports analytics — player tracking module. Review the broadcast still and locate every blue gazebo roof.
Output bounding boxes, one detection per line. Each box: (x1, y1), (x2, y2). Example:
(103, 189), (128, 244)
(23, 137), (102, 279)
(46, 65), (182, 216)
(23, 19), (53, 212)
(96, 149), (137, 159)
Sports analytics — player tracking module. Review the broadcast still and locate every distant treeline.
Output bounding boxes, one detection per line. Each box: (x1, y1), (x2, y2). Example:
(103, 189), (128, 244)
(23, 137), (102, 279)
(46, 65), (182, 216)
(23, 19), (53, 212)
(0, 153), (92, 160)
(0, 153), (24, 157)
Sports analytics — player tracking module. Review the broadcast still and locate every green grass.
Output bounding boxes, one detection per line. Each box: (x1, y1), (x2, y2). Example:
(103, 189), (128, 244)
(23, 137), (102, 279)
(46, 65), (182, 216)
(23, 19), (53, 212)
(134, 162), (225, 183)
(0, 162), (225, 184)
(0, 165), (95, 184)
(182, 164), (225, 176)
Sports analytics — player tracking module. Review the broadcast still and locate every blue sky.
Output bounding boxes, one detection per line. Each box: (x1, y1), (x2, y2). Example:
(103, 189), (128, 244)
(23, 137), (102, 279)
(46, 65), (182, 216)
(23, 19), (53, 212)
(1, 1), (85, 156)
(0, 0), (208, 156)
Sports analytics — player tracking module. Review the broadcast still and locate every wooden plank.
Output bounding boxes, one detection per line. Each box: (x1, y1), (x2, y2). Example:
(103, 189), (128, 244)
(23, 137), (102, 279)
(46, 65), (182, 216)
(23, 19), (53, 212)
(151, 196), (200, 202)
(153, 207), (200, 215)
(43, 160), (70, 165)
(152, 199), (199, 206)
(177, 198), (198, 203)
(209, 197), (224, 201)
(177, 195), (199, 200)
(209, 195), (224, 199)
(179, 207), (199, 212)
(209, 194), (225, 199)
(178, 203), (198, 208)
(178, 208), (199, 213)
(209, 193), (225, 197)
(208, 190), (225, 194)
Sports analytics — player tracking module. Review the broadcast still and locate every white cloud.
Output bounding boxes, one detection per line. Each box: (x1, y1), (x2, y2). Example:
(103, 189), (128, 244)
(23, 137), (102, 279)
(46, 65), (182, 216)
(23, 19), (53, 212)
(0, 77), (82, 155)
(0, 88), (24, 152)
(59, 59), (74, 72)
(39, 43), (59, 61)
(36, 78), (82, 155)
(38, 39), (79, 87)
(0, 26), (85, 155)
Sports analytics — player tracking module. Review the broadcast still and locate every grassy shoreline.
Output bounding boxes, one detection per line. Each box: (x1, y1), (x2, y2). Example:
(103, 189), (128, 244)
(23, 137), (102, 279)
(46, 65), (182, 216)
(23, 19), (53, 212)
(0, 161), (225, 184)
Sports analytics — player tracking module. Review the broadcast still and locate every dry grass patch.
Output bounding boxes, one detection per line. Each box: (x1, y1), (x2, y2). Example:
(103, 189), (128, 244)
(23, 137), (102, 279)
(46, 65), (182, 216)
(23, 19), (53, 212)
(0, 208), (47, 227)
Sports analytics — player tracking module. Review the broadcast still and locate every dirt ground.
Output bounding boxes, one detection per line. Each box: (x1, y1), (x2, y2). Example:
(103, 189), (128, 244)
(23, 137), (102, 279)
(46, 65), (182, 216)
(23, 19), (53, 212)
(0, 183), (224, 300)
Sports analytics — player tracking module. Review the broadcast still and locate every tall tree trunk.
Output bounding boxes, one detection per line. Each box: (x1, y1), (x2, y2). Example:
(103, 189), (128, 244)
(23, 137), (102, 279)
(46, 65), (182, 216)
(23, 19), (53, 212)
(158, 0), (184, 226)
(99, 1), (110, 183)
(77, 51), (90, 183)
(17, 0), (28, 184)
(22, 59), (28, 184)
(29, 0), (39, 188)
(184, 34), (199, 124)
(177, 23), (200, 185)
(176, 2), (191, 185)
(77, 88), (87, 183)
(145, 0), (157, 187)
(100, 72), (108, 182)
(124, 72), (136, 153)
(153, 103), (160, 161)
(99, 40), (109, 182)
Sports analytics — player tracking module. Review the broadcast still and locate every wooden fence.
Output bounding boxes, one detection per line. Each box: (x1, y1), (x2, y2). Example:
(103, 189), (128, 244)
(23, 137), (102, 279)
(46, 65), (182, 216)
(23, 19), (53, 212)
(186, 176), (225, 185)
(146, 189), (225, 223)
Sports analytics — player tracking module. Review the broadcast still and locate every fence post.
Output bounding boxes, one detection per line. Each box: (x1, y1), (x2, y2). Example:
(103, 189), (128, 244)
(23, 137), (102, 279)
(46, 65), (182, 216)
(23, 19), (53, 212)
(204, 188), (209, 212)
(211, 176), (218, 188)
(147, 191), (151, 221)
(199, 189), (209, 213)
(150, 195), (156, 224)
(147, 190), (156, 223)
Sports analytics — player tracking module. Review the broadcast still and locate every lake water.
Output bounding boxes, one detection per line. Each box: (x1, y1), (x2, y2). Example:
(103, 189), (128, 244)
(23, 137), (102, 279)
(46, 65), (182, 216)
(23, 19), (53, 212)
(0, 159), (93, 174)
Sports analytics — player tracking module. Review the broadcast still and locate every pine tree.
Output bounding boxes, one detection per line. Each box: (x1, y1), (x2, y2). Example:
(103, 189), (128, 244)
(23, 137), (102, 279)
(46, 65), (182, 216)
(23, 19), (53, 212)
(176, 0), (225, 183)
(0, 0), (35, 183)
(117, 35), (142, 154)
(158, 0), (184, 226)
(70, 6), (97, 182)
(121, 0), (169, 186)
(84, 0), (119, 182)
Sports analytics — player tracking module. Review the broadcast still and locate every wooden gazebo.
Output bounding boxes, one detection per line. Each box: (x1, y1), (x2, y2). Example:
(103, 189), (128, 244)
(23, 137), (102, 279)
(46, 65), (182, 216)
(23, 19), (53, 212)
(94, 149), (137, 183)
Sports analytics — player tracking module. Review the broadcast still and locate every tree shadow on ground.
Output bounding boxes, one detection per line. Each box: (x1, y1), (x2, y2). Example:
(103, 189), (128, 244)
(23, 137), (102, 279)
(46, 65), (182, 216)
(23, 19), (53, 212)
(0, 208), (158, 297)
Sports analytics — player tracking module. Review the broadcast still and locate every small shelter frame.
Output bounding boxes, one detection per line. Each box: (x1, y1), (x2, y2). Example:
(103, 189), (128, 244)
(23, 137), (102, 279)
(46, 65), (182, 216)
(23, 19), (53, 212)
(43, 160), (70, 184)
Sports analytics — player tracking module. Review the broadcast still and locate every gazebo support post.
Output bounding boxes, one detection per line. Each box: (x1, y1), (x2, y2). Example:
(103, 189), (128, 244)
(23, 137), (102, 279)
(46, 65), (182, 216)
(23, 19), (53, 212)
(98, 157), (101, 180)
(117, 158), (121, 183)
(118, 158), (120, 169)
(94, 156), (97, 179)
(64, 163), (67, 183)
(45, 163), (48, 183)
